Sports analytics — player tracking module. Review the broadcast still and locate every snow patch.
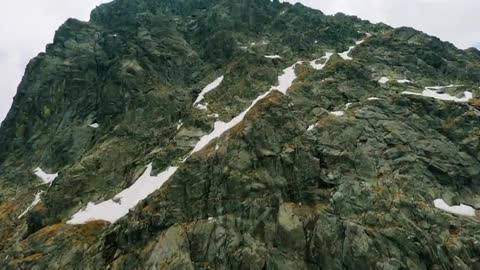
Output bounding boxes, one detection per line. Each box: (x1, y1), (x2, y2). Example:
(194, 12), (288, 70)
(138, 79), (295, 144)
(188, 89), (275, 158)
(188, 52), (340, 156)
(367, 97), (380, 101)
(345, 103), (353, 109)
(271, 62), (302, 94)
(34, 168), (58, 185)
(310, 53), (333, 70)
(402, 88), (473, 103)
(434, 199), (476, 217)
(265, 55), (282, 59)
(307, 124), (315, 131)
(330, 111), (345, 116)
(185, 59), (310, 158)
(176, 121), (183, 130)
(378, 77), (390, 84)
(194, 76), (224, 109)
(89, 123), (99, 129)
(338, 39), (364, 60)
(397, 79), (411, 84)
(68, 164), (178, 224)
(196, 103), (208, 110)
(18, 191), (45, 219)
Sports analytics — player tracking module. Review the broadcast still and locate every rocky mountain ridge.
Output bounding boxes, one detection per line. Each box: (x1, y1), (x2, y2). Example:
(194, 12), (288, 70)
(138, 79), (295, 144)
(1, 0), (480, 269)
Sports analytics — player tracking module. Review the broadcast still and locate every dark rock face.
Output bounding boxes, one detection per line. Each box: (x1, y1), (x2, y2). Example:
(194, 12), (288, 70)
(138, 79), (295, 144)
(1, 0), (480, 269)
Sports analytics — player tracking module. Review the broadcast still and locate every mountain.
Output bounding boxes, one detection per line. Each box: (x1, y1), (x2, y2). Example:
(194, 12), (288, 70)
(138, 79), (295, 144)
(1, 0), (480, 268)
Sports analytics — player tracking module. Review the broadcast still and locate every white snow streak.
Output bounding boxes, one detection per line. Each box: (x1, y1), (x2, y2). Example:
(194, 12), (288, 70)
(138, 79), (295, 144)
(68, 52), (335, 225)
(338, 40), (364, 60)
(177, 121), (184, 130)
(194, 76), (224, 108)
(310, 53), (334, 70)
(34, 167), (58, 185)
(434, 199), (476, 217)
(187, 51), (341, 158)
(89, 123), (99, 129)
(402, 87), (473, 103)
(188, 89), (276, 157)
(18, 191), (44, 219)
(21, 168), (57, 218)
(68, 164), (178, 224)
(265, 55), (282, 59)
(330, 111), (345, 116)
(186, 55), (328, 159)
(367, 97), (380, 101)
(397, 79), (411, 84)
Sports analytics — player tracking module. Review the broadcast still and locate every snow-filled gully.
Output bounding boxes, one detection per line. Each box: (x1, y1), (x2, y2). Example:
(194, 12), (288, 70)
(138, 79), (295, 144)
(69, 164), (178, 224)
(194, 75), (224, 110)
(19, 191), (45, 219)
(67, 40), (367, 225)
(338, 40), (364, 60)
(34, 167), (58, 186)
(18, 168), (58, 219)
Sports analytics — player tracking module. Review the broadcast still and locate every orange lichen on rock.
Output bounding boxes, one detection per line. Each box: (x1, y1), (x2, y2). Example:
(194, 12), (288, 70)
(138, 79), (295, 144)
(0, 201), (17, 217)
(74, 220), (109, 238)
(245, 91), (283, 122)
(34, 223), (67, 237)
(469, 98), (480, 106)
(12, 253), (45, 264)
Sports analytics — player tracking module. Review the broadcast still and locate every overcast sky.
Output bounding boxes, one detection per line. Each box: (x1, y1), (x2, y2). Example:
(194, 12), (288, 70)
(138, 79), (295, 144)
(0, 0), (479, 124)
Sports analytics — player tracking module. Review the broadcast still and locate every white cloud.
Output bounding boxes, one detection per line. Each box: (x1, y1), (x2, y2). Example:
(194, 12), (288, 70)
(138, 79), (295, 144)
(0, 0), (111, 124)
(0, 0), (478, 124)
(286, 0), (480, 48)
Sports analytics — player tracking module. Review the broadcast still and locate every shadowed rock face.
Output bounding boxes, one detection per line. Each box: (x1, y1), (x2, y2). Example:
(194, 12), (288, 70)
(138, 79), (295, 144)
(1, 0), (480, 269)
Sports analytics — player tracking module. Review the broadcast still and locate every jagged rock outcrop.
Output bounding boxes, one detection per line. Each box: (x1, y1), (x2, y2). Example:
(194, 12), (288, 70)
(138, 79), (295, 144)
(1, 0), (480, 269)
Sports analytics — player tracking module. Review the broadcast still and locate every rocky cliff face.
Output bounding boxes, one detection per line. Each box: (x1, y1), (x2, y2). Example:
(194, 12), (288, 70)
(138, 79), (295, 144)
(1, 0), (480, 269)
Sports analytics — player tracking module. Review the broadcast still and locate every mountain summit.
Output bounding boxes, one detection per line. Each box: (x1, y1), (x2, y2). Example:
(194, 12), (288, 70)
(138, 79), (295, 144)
(1, 0), (480, 268)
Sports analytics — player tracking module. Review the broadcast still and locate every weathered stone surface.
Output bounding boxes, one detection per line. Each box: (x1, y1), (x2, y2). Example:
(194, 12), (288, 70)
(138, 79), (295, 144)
(1, 0), (480, 269)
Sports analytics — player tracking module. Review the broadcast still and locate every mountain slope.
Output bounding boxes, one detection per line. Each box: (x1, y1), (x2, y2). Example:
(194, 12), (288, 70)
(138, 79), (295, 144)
(1, 0), (480, 268)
